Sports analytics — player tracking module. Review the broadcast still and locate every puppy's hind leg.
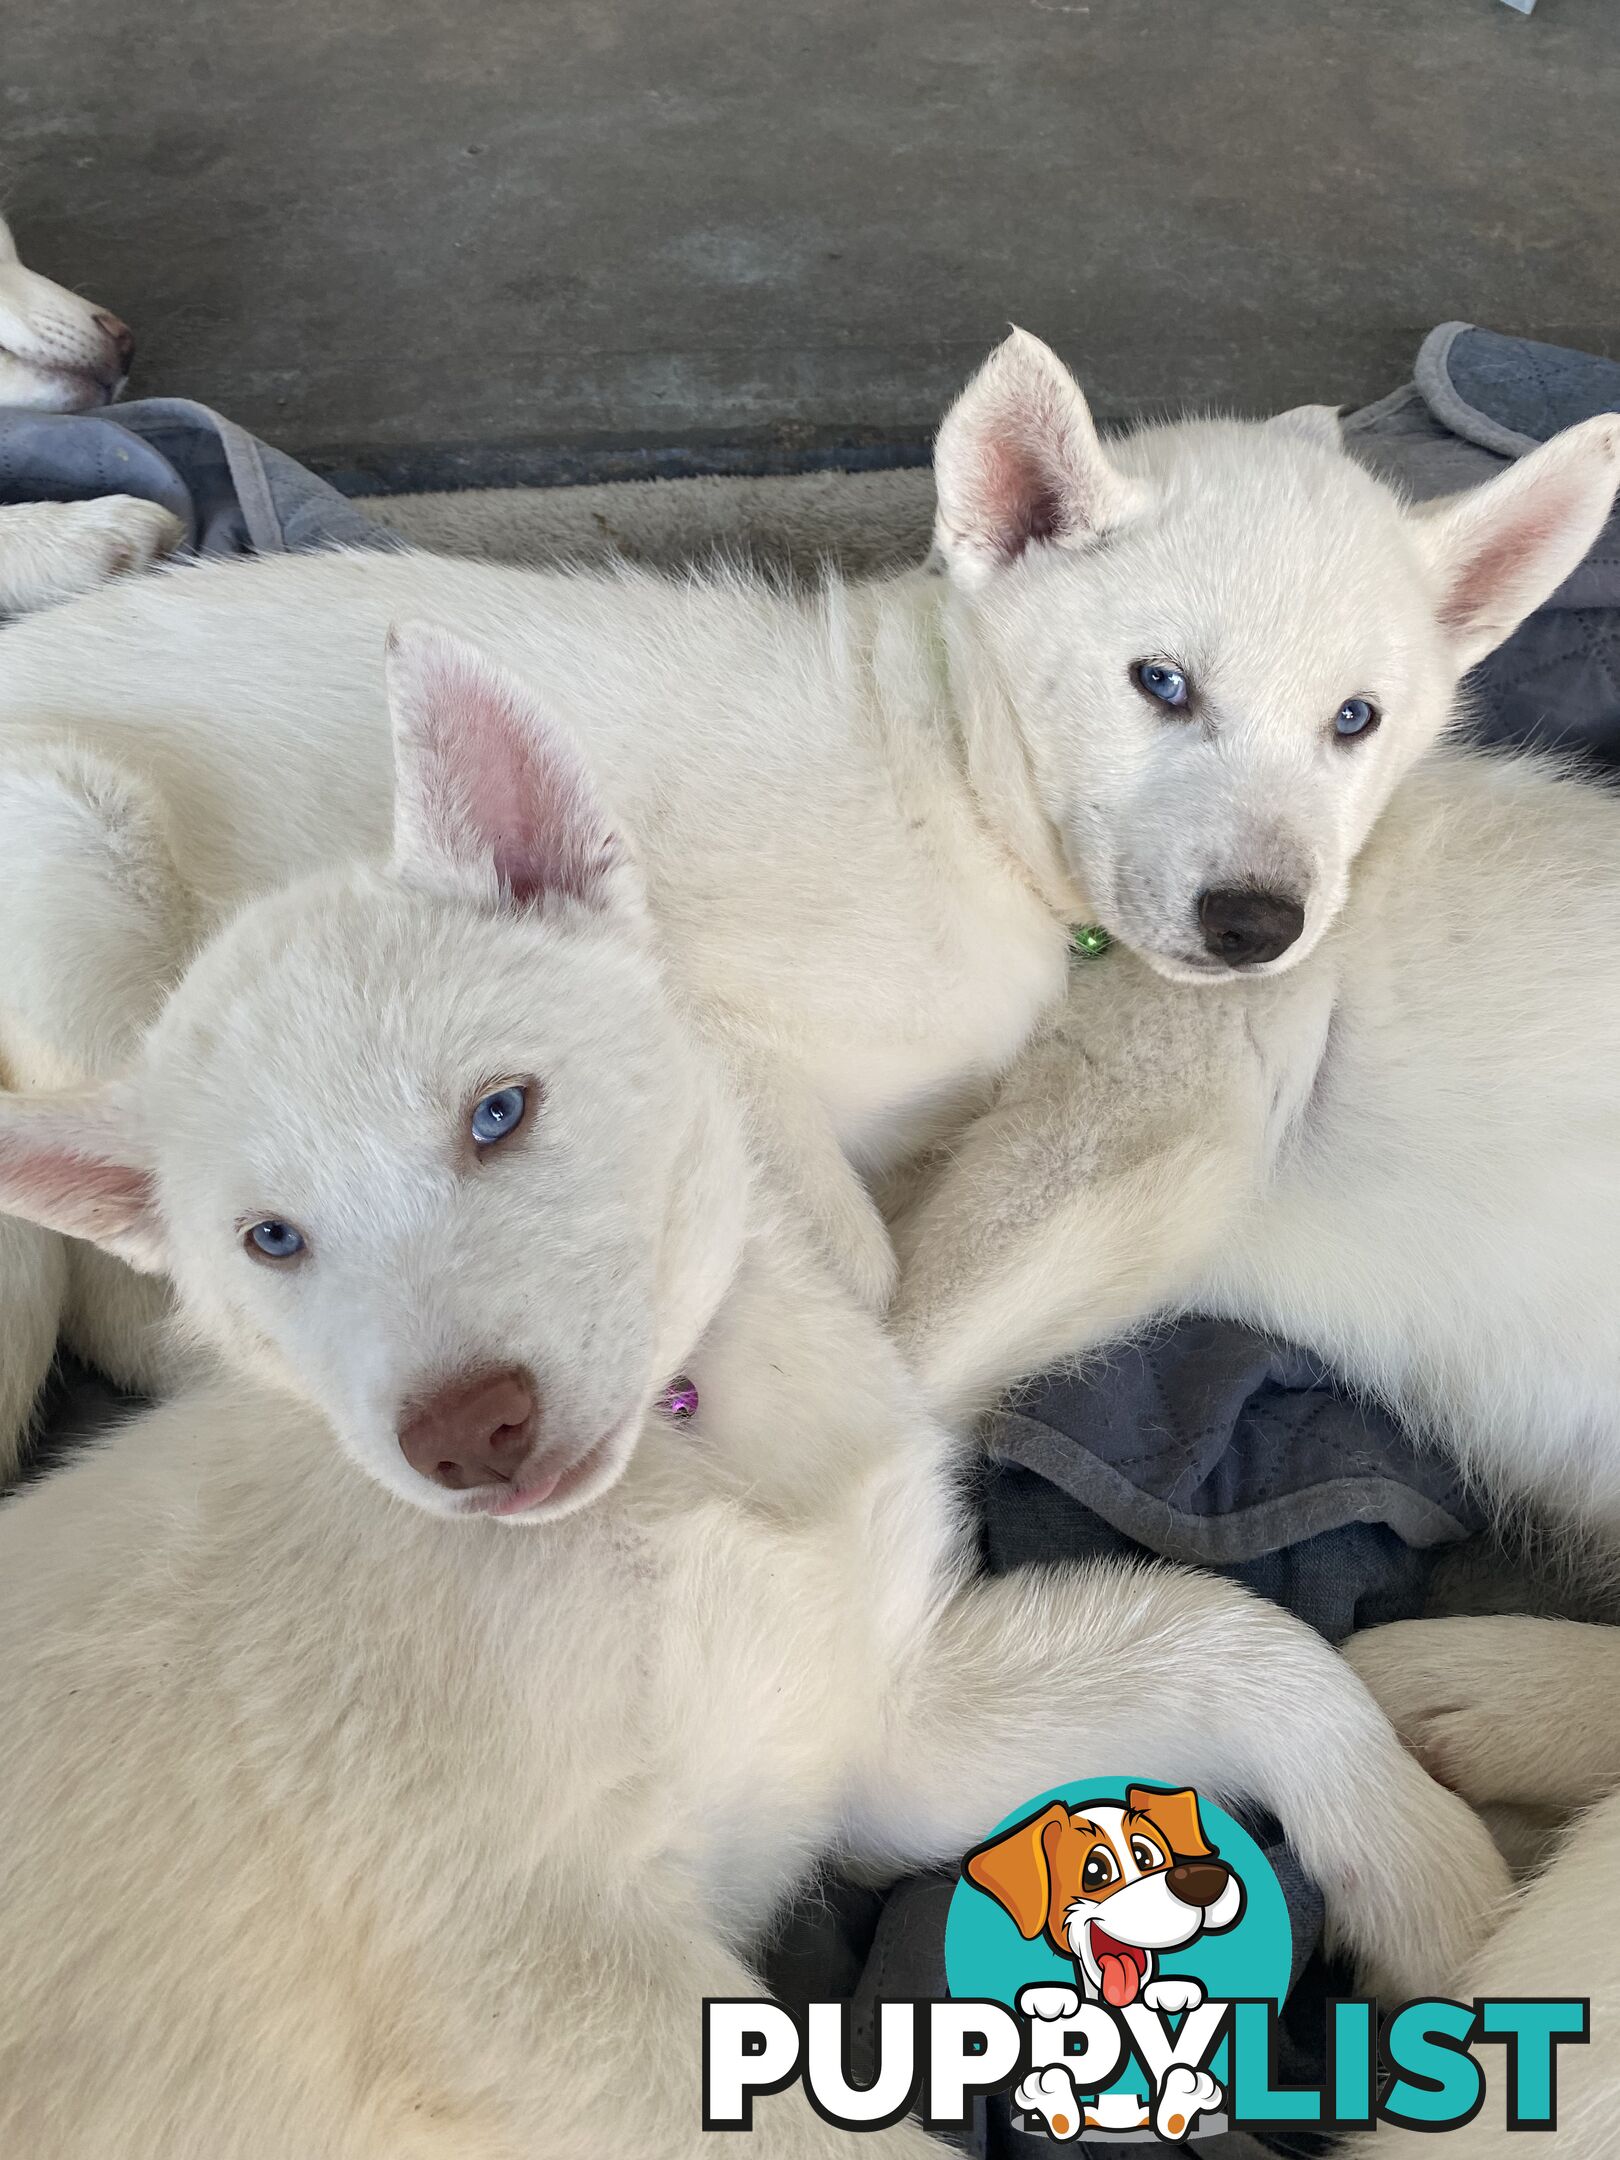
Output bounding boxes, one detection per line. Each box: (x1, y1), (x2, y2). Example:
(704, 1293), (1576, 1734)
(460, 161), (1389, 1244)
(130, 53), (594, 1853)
(0, 746), (200, 1442)
(849, 1560), (1511, 2006)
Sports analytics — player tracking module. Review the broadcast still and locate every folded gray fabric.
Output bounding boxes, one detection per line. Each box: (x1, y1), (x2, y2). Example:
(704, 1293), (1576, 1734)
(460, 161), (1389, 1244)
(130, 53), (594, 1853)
(0, 395), (386, 563)
(992, 1323), (1478, 1570)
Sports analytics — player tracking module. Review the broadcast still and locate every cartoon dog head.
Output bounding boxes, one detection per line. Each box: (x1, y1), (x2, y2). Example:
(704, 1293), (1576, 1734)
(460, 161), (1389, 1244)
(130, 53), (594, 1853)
(966, 1786), (1244, 2009)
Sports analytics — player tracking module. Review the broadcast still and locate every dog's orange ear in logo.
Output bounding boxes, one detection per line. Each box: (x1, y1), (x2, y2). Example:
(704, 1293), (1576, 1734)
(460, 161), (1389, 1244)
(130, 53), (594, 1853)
(964, 1801), (1069, 1940)
(1126, 1785), (1215, 1861)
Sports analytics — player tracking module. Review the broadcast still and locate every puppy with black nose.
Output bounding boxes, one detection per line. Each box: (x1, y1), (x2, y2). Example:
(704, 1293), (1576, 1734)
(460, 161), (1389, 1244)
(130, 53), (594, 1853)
(1197, 885), (1306, 968)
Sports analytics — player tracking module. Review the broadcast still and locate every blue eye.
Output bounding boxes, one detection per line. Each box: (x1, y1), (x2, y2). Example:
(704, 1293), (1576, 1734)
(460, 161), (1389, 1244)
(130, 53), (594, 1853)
(246, 1219), (305, 1261)
(1335, 696), (1379, 739)
(470, 1083), (527, 1147)
(1133, 661), (1190, 709)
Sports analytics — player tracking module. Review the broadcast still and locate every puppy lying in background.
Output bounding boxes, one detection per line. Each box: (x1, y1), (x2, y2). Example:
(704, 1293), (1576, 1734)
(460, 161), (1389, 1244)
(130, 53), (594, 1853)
(0, 640), (1506, 2156)
(0, 210), (181, 613)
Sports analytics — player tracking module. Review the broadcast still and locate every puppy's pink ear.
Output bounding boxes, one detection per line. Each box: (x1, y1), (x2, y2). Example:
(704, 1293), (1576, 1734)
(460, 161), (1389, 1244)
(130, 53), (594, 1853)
(385, 622), (638, 916)
(933, 330), (1150, 590)
(0, 1085), (163, 1270)
(1412, 414), (1620, 673)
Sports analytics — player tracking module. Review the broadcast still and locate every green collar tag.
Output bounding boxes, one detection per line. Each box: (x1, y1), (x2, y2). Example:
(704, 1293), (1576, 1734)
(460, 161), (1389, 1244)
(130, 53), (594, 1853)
(1069, 923), (1113, 959)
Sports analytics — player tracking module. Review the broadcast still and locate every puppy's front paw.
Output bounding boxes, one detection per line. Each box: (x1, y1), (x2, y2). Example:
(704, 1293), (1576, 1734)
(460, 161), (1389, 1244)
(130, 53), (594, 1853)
(1346, 1617), (1603, 1811)
(1142, 1976), (1204, 2015)
(1154, 2065), (1221, 2142)
(60, 497), (185, 587)
(1016, 1983), (1082, 2023)
(2, 496), (185, 614)
(1014, 2065), (1084, 2141)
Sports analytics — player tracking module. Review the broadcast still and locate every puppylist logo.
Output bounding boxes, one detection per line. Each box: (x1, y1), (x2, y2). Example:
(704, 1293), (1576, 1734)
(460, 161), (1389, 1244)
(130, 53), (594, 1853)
(702, 1780), (1589, 2140)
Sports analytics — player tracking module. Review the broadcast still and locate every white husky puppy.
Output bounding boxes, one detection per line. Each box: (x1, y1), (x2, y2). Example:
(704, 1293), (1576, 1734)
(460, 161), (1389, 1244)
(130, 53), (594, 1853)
(0, 211), (182, 614)
(0, 663), (1507, 2157)
(887, 717), (1620, 1531)
(0, 333), (1610, 1473)
(1346, 1616), (1620, 2158)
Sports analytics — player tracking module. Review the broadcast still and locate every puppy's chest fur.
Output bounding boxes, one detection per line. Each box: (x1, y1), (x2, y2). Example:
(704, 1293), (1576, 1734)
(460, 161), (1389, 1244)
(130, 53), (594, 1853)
(465, 1453), (902, 1938)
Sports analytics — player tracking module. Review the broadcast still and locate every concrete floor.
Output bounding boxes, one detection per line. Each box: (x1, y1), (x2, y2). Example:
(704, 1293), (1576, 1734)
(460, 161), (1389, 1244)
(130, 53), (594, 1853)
(5, 0), (1618, 487)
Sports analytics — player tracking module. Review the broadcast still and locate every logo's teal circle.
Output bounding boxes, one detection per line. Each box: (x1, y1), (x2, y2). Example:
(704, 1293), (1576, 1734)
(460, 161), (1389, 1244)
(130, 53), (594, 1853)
(944, 1779), (1292, 2114)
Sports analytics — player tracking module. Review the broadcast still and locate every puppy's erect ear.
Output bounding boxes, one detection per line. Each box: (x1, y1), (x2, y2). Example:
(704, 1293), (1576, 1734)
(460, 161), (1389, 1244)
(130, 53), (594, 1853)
(1411, 414), (1620, 673)
(385, 621), (640, 918)
(964, 1801), (1069, 1939)
(0, 1083), (164, 1270)
(933, 330), (1150, 591)
(1126, 1786), (1215, 1862)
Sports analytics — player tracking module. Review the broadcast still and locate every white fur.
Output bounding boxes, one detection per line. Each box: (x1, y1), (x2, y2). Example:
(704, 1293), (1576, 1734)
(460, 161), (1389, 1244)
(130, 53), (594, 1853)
(1347, 1618), (1620, 2158)
(889, 739), (1620, 1532)
(0, 496), (184, 618)
(0, 704), (1509, 2154)
(0, 334), (1607, 1478)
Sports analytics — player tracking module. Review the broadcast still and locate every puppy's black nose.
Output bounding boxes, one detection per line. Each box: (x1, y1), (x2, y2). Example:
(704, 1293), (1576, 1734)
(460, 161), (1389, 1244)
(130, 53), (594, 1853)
(1197, 887), (1305, 967)
(1166, 1860), (1231, 1910)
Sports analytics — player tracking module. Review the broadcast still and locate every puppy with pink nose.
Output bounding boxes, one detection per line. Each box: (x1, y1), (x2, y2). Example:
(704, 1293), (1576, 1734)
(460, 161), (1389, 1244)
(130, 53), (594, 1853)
(0, 624), (734, 1523)
(397, 1365), (539, 1505)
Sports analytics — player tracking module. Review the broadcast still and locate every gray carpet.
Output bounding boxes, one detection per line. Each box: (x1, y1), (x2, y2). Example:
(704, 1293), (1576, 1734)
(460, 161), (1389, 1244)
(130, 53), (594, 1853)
(6, 0), (1620, 486)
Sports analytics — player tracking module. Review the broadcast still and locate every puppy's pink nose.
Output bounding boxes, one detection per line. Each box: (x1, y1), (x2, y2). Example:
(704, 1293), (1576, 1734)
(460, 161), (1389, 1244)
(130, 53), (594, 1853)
(93, 312), (135, 374)
(398, 1367), (537, 1490)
